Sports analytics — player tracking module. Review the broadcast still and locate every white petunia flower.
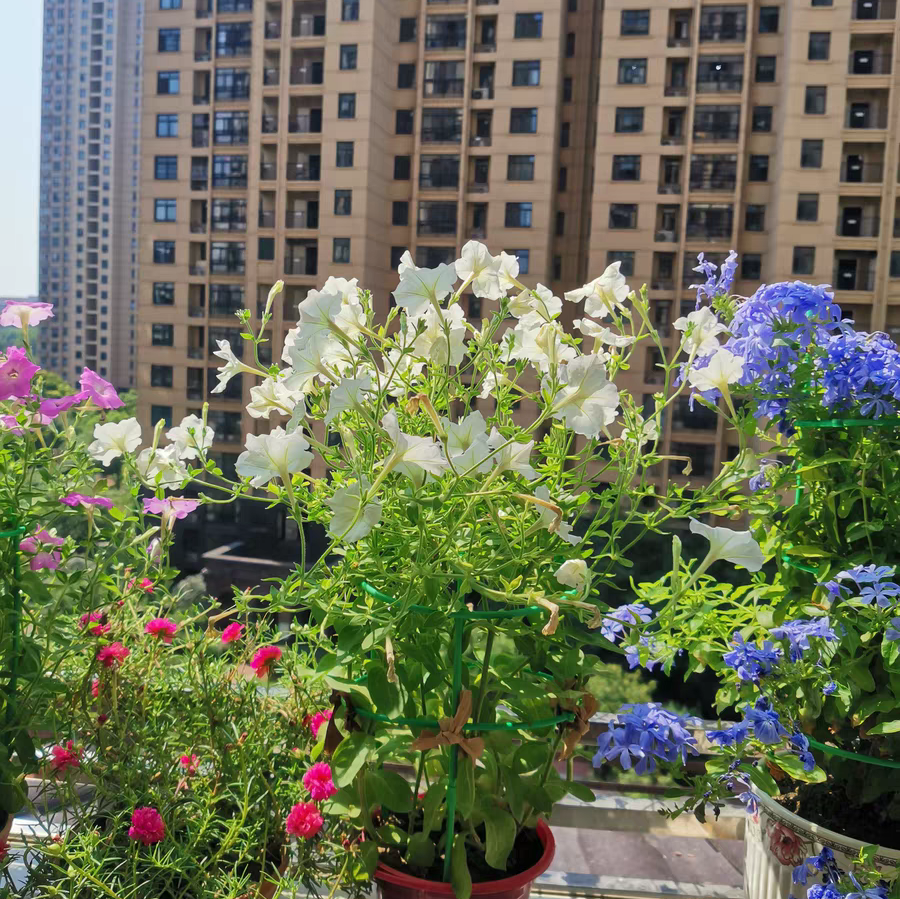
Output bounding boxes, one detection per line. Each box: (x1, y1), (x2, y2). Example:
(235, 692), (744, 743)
(326, 478), (382, 542)
(166, 414), (214, 460)
(325, 375), (372, 425)
(296, 287), (345, 339)
(383, 348), (426, 397)
(508, 283), (561, 321)
(487, 427), (537, 481)
(412, 303), (468, 367)
(247, 377), (305, 420)
(574, 318), (635, 354)
(392, 251), (458, 320)
(456, 240), (503, 300)
(623, 414), (660, 448)
(534, 486), (581, 545)
(442, 410), (492, 474)
(283, 330), (346, 392)
(555, 558), (591, 597)
(210, 340), (259, 394)
(544, 355), (620, 438)
(565, 262), (631, 319)
(235, 426), (313, 487)
(496, 252), (521, 294)
(689, 518), (764, 572)
(687, 348), (744, 396)
(321, 276), (361, 306)
(89, 418), (142, 466)
(674, 307), (728, 356)
(502, 313), (576, 374)
(477, 369), (509, 400)
(136, 445), (188, 489)
(381, 411), (449, 485)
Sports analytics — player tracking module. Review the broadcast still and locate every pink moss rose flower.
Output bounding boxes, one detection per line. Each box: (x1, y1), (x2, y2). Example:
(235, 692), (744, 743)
(20, 529), (65, 571)
(50, 741), (81, 775)
(96, 642), (129, 668)
(145, 617), (178, 644)
(91, 678), (100, 699)
(0, 301), (54, 329)
(179, 754), (199, 776)
(79, 368), (124, 410)
(302, 762), (337, 801)
(126, 577), (154, 594)
(309, 709), (333, 739)
(129, 807), (165, 845)
(250, 645), (282, 678)
(285, 802), (324, 839)
(79, 611), (110, 637)
(221, 622), (244, 644)
(0, 348), (40, 402)
(60, 493), (114, 510)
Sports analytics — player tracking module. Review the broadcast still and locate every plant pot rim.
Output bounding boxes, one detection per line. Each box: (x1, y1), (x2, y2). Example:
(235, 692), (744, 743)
(374, 819), (555, 895)
(751, 785), (900, 865)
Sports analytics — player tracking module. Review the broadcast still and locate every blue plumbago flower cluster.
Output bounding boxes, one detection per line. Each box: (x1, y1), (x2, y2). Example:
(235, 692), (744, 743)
(623, 635), (667, 672)
(822, 565), (900, 609)
(600, 603), (654, 643)
(723, 631), (783, 682)
(769, 617), (839, 662)
(594, 703), (699, 774)
(886, 618), (900, 642)
(792, 847), (888, 899)
(707, 698), (788, 747)
(691, 250), (738, 307)
(748, 458), (782, 492)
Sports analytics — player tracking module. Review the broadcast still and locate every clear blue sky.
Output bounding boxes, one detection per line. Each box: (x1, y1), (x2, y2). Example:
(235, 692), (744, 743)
(0, 6), (42, 299)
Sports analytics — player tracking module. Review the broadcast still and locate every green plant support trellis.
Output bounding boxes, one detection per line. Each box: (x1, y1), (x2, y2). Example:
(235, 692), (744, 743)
(356, 581), (576, 884)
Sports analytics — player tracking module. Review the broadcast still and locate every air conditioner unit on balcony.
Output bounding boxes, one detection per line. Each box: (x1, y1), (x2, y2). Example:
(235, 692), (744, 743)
(471, 87), (491, 100)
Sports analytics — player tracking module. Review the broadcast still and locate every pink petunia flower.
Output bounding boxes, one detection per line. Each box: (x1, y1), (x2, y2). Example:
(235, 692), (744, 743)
(221, 622), (244, 644)
(179, 754), (199, 776)
(60, 493), (114, 510)
(20, 528), (65, 572)
(0, 301), (54, 329)
(143, 497), (199, 531)
(285, 802), (324, 839)
(1, 410), (53, 434)
(79, 368), (124, 410)
(96, 642), (130, 668)
(147, 539), (163, 563)
(145, 618), (178, 644)
(250, 645), (282, 678)
(309, 709), (333, 739)
(128, 807), (165, 845)
(79, 611), (110, 637)
(302, 762), (337, 802)
(39, 392), (87, 419)
(50, 741), (81, 775)
(0, 348), (41, 402)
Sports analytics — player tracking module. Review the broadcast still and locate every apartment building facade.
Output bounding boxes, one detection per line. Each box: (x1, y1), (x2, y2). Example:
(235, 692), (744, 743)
(36, 0), (144, 389)
(590, 0), (900, 483)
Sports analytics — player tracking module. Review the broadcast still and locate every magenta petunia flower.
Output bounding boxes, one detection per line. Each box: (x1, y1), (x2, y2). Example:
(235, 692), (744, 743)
(250, 645), (282, 678)
(179, 753), (199, 776)
(285, 802), (324, 839)
(145, 617), (178, 644)
(221, 622), (244, 644)
(50, 741), (81, 775)
(0, 348), (41, 402)
(0, 301), (54, 329)
(302, 762), (337, 801)
(60, 493), (114, 510)
(96, 642), (130, 668)
(309, 709), (333, 739)
(79, 368), (124, 410)
(129, 807), (165, 845)
(39, 392), (87, 419)
(20, 529), (64, 571)
(143, 497), (199, 530)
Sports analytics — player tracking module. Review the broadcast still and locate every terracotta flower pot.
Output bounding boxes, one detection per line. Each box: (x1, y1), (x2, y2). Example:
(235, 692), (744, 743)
(375, 820), (555, 899)
(257, 851), (289, 899)
(744, 788), (900, 899)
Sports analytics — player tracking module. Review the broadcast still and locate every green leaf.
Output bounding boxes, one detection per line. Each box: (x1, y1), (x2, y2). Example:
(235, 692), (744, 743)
(848, 660), (876, 693)
(377, 825), (408, 847)
(367, 769), (414, 812)
(522, 782), (553, 815)
(746, 764), (778, 797)
(323, 787), (361, 817)
(482, 806), (517, 871)
(359, 840), (379, 878)
(406, 833), (436, 869)
(331, 733), (374, 789)
(450, 833), (472, 899)
(866, 719), (900, 735)
(768, 753), (826, 784)
(565, 780), (595, 803)
(367, 663), (400, 716)
(422, 783), (446, 834)
(455, 758), (475, 819)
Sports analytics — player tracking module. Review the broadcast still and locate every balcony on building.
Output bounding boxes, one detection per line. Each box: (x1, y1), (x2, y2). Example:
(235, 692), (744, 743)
(258, 192), (276, 229)
(284, 240), (318, 276)
(286, 193), (319, 229)
(196, 0), (213, 17)
(211, 155), (248, 189)
(417, 201), (459, 236)
(290, 50), (324, 85)
(425, 14), (467, 49)
(834, 251), (878, 292)
(191, 158), (209, 191)
(470, 110), (492, 147)
(264, 51), (281, 86)
(693, 104), (740, 143)
(688, 153), (737, 192)
(468, 156), (490, 193)
(664, 59), (689, 96)
(192, 114), (210, 148)
(474, 16), (497, 52)
(696, 55), (743, 93)
(292, 2), (327, 37)
(852, 0), (896, 20)
(211, 197), (248, 233)
(265, 2), (283, 38)
(419, 154), (461, 190)
(845, 90), (890, 129)
(468, 202), (487, 239)
(210, 242), (246, 276)
(685, 202), (734, 242)
(193, 71), (211, 105)
(841, 144), (885, 183)
(195, 28), (212, 62)
(188, 285), (207, 320)
(652, 252), (676, 292)
(188, 327), (205, 361)
(189, 242), (207, 277)
(658, 157), (683, 194)
(673, 396), (718, 432)
(424, 60), (467, 97)
(836, 198), (881, 238)
(698, 5), (746, 42)
(654, 205), (680, 243)
(286, 146), (321, 181)
(668, 9), (692, 47)
(848, 36), (893, 74)
(190, 200), (208, 234)
(262, 99), (279, 134)
(420, 108), (462, 144)
(475, 0), (498, 6)
(260, 146), (278, 181)
(661, 108), (686, 146)
(214, 110), (250, 146)
(216, 21), (252, 57)
(471, 63), (495, 100)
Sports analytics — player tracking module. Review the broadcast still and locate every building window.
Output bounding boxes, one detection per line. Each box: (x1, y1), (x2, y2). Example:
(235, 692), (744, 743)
(514, 13), (543, 38)
(618, 58), (647, 84)
(620, 9), (650, 35)
(153, 282), (175, 305)
(258, 237), (275, 261)
(153, 240), (176, 264)
(510, 107), (537, 133)
(755, 56), (776, 82)
(390, 247), (406, 269)
(150, 364), (174, 388)
(342, 0), (359, 21)
(214, 68), (251, 100)
(801, 138), (823, 168)
(160, 0), (182, 8)
(741, 254), (761, 281)
(399, 17), (417, 41)
(333, 238), (351, 264)
(506, 249), (530, 274)
(507, 154), (535, 181)
(744, 204), (765, 232)
(336, 141), (354, 167)
(699, 5), (747, 42)
(157, 71), (180, 94)
(615, 107), (644, 133)
(420, 154), (461, 188)
(808, 32), (830, 60)
(422, 108), (462, 142)
(891, 251), (900, 278)
(158, 28), (180, 52)
(748, 155), (769, 181)
(693, 105), (740, 141)
(154, 155), (178, 180)
(562, 77), (573, 102)
(340, 44), (358, 70)
(512, 60), (541, 86)
(804, 86), (826, 114)
(505, 202), (533, 228)
(397, 63), (416, 89)
(396, 109), (414, 135)
(156, 113), (178, 137)
(612, 154), (641, 181)
(394, 155), (411, 180)
(565, 32), (576, 56)
(758, 6), (779, 32)
(216, 23), (252, 57)
(392, 201), (409, 226)
(792, 246), (815, 275)
(338, 93), (356, 119)
(608, 251), (634, 277)
(154, 199), (176, 222)
(796, 193), (819, 222)
(150, 405), (174, 428)
(334, 189), (352, 216)
(556, 211), (565, 236)
(811, 0), (833, 5)
(557, 166), (567, 191)
(151, 324), (174, 346)
(560, 122), (570, 147)
(609, 204), (638, 229)
(751, 105), (772, 132)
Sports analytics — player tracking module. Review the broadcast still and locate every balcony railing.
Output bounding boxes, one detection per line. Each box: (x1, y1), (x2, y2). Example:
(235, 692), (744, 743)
(260, 162), (277, 180)
(284, 255), (316, 276)
(693, 129), (739, 143)
(188, 305), (206, 318)
(418, 220), (458, 235)
(469, 134), (491, 147)
(187, 347), (205, 360)
(291, 65), (324, 85)
(189, 264), (206, 276)
(190, 220), (207, 233)
(853, 0), (896, 19)
(262, 114), (278, 133)
(651, 278), (675, 290)
(664, 84), (688, 96)
(696, 77), (743, 93)
(210, 261), (246, 275)
(292, 15), (326, 37)
(211, 175), (248, 188)
(474, 41), (496, 52)
(287, 161), (320, 181)
(215, 89), (249, 101)
(422, 78), (465, 97)
(196, 4), (213, 17)
(689, 177), (737, 191)
(654, 229), (679, 243)
(425, 36), (467, 50)
(290, 114), (319, 133)
(195, 49), (212, 62)
(263, 67), (280, 85)
(686, 226), (733, 241)
(836, 216), (880, 237)
(849, 53), (892, 75)
(422, 129), (462, 143)
(192, 129), (210, 148)
(834, 267), (876, 291)
(841, 160), (884, 182)
(846, 109), (889, 128)
(211, 218), (247, 233)
(191, 176), (209, 191)
(468, 181), (490, 193)
(215, 129), (249, 146)
(286, 210), (314, 228)
(265, 20), (282, 38)
(193, 93), (210, 105)
(658, 182), (682, 194)
(660, 134), (685, 146)
(258, 211), (275, 229)
(667, 35), (691, 48)
(420, 178), (459, 190)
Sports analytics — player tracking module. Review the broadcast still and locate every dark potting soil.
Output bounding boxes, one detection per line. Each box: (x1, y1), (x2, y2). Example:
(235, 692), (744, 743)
(778, 780), (900, 851)
(381, 820), (544, 885)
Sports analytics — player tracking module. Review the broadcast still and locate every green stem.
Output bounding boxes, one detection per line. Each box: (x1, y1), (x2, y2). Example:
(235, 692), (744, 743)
(471, 628), (495, 724)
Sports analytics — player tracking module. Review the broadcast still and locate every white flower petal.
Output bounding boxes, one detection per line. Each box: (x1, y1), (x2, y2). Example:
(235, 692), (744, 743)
(689, 518), (764, 572)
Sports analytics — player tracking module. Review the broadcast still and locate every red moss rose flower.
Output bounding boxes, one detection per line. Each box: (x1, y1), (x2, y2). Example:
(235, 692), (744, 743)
(250, 645), (282, 678)
(129, 807), (165, 845)
(303, 762), (337, 801)
(145, 617), (178, 643)
(96, 642), (130, 668)
(309, 709), (332, 738)
(50, 741), (81, 775)
(221, 622), (244, 644)
(285, 802), (324, 839)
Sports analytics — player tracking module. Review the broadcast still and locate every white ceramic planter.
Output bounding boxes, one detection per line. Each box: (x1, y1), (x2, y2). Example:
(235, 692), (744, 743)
(744, 788), (900, 899)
